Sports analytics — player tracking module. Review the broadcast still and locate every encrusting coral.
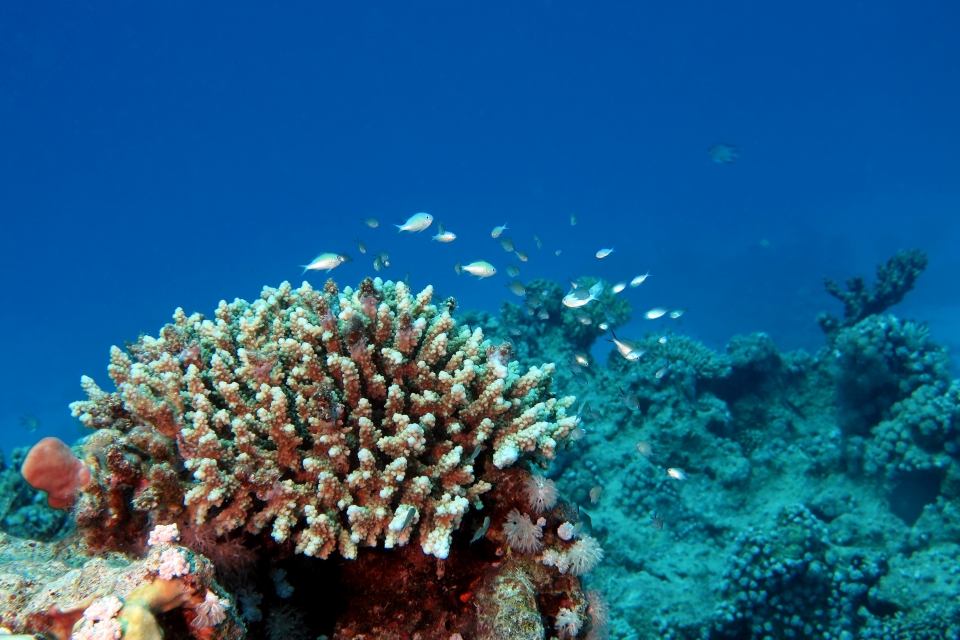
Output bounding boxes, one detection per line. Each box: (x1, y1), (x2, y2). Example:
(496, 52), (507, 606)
(66, 278), (577, 562)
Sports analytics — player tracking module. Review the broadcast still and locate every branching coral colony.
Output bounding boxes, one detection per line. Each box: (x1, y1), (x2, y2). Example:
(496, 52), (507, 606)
(68, 278), (578, 562)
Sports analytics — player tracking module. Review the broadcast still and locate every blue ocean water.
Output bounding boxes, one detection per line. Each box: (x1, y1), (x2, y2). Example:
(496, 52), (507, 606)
(3, 1), (958, 451)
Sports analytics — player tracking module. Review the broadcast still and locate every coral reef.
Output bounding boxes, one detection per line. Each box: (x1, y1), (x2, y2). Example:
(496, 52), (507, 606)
(0, 529), (242, 639)
(67, 278), (576, 562)
(816, 248), (928, 339)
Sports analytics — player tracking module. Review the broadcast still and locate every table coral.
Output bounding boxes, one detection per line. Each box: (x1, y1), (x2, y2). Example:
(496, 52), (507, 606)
(68, 278), (576, 561)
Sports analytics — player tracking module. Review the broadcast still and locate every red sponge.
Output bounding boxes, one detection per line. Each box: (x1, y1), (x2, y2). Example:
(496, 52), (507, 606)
(22, 436), (92, 510)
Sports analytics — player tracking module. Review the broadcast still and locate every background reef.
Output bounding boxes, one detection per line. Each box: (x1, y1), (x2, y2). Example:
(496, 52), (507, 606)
(4, 252), (959, 639)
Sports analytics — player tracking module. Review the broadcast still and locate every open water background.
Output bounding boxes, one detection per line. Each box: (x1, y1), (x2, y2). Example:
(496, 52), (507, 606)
(1, 1), (958, 451)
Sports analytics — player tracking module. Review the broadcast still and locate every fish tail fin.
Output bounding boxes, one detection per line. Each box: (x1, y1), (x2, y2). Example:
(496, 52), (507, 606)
(395, 225), (404, 233)
(300, 265), (309, 274)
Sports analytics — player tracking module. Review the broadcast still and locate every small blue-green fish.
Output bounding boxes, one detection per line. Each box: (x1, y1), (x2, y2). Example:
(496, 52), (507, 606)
(596, 247), (614, 259)
(708, 142), (740, 164)
(534, 235), (542, 249)
(612, 281), (627, 293)
(373, 256), (383, 272)
(432, 222), (457, 242)
(570, 213), (578, 226)
(562, 281), (603, 308)
(573, 352), (589, 366)
(491, 223), (508, 238)
(667, 468), (687, 481)
(651, 512), (664, 530)
(361, 217), (379, 228)
(655, 366), (669, 379)
(555, 249), (562, 256)
(500, 237), (515, 252)
(355, 238), (367, 254)
(630, 272), (650, 287)
(575, 310), (592, 325)
(515, 250), (529, 262)
(636, 441), (654, 457)
(470, 516), (491, 544)
(395, 212), (434, 233)
(301, 252), (349, 274)
(659, 335), (668, 345)
(590, 485), (603, 504)
(506, 280), (526, 296)
(645, 307), (669, 320)
(607, 330), (639, 359)
(467, 444), (482, 463)
(506, 265), (521, 277)
(537, 308), (550, 320)
(505, 325), (523, 337)
(599, 322), (609, 330)
(669, 308), (689, 319)
(619, 386), (640, 411)
(455, 261), (497, 278)
(20, 414), (40, 432)
(399, 505), (416, 530)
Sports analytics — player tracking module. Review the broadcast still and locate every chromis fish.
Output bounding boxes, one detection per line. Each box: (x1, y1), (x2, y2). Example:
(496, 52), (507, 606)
(555, 250), (562, 256)
(645, 307), (669, 319)
(596, 247), (614, 259)
(573, 352), (589, 366)
(630, 272), (650, 287)
(575, 310), (592, 325)
(354, 238), (367, 254)
(667, 468), (687, 481)
(619, 387), (640, 411)
(612, 281), (627, 293)
(506, 265), (521, 277)
(589, 485), (603, 504)
(635, 441), (654, 457)
(570, 213), (578, 226)
(506, 280), (526, 296)
(361, 217), (379, 228)
(708, 142), (740, 164)
(491, 223), (508, 238)
(395, 212), (433, 233)
(655, 366), (669, 379)
(669, 308), (689, 319)
(659, 335), (668, 345)
(537, 308), (550, 320)
(301, 252), (349, 274)
(470, 516), (491, 544)
(534, 235), (542, 249)
(515, 250), (529, 262)
(500, 237), (515, 252)
(562, 281), (603, 308)
(607, 330), (639, 359)
(651, 512), (664, 530)
(455, 261), (497, 278)
(377, 252), (391, 267)
(432, 222), (457, 242)
(598, 322), (609, 330)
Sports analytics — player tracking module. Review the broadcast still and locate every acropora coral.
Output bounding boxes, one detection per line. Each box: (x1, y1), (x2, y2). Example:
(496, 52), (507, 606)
(67, 278), (577, 562)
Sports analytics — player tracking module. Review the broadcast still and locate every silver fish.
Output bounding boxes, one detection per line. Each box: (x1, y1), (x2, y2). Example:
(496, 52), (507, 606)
(506, 265), (521, 277)
(395, 212), (433, 233)
(630, 272), (650, 287)
(355, 238), (367, 254)
(491, 223), (508, 238)
(470, 516), (491, 544)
